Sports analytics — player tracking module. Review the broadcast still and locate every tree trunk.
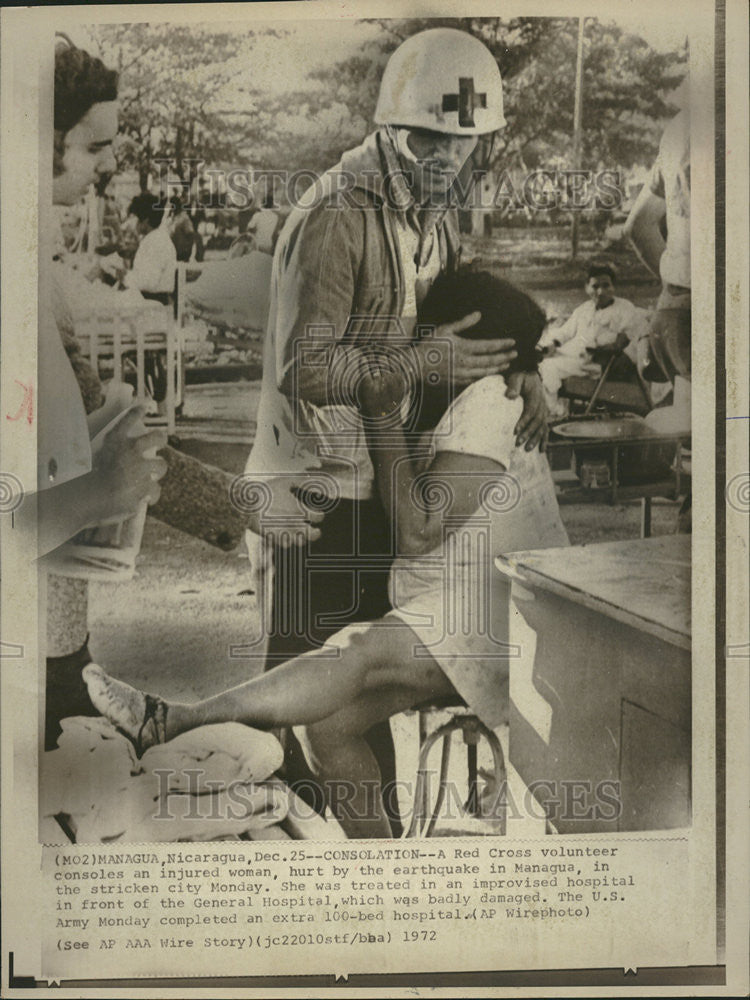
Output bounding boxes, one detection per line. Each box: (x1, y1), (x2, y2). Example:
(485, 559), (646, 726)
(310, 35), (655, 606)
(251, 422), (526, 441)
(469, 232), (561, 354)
(140, 143), (152, 192)
(175, 124), (184, 180)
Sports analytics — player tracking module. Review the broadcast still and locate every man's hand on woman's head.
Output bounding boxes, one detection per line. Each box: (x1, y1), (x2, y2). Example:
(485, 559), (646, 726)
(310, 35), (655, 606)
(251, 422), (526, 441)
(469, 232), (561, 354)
(413, 311), (518, 388)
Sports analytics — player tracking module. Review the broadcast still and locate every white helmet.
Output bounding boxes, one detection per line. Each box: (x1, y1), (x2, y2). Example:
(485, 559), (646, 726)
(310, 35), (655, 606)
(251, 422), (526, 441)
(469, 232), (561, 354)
(374, 28), (506, 136)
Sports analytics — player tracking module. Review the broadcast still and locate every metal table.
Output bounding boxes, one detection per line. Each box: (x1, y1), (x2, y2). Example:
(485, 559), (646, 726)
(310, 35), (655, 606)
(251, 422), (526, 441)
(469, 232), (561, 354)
(547, 426), (691, 537)
(496, 534), (691, 833)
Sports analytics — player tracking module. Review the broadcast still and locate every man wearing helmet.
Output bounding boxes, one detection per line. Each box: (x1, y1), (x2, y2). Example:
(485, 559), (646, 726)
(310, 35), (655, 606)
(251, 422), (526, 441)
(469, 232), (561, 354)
(244, 28), (546, 834)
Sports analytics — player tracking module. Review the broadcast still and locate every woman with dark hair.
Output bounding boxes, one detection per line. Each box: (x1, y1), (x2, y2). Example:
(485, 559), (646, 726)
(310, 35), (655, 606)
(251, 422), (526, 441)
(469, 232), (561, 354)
(85, 270), (569, 838)
(53, 43), (118, 197)
(35, 42), (167, 749)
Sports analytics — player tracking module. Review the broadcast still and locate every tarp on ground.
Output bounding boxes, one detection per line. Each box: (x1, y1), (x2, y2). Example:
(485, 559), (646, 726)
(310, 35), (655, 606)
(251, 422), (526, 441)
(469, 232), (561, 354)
(185, 250), (273, 331)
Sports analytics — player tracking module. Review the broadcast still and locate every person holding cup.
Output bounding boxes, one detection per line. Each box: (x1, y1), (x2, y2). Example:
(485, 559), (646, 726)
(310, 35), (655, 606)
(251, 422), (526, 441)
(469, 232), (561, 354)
(30, 42), (168, 747)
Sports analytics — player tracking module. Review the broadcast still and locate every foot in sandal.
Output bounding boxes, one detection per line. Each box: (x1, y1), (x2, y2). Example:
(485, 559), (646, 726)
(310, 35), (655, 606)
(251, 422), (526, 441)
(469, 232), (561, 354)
(83, 664), (168, 755)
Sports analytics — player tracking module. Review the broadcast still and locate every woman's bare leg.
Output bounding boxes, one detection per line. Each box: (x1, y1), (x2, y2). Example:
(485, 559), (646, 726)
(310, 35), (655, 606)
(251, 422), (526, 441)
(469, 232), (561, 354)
(84, 616), (451, 749)
(167, 622), (393, 736)
(297, 644), (456, 839)
(86, 615), (457, 837)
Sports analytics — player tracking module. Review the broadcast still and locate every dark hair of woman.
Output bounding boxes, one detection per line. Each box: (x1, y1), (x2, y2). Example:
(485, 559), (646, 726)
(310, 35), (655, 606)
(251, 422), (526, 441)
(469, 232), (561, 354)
(53, 44), (118, 177)
(413, 268), (547, 431)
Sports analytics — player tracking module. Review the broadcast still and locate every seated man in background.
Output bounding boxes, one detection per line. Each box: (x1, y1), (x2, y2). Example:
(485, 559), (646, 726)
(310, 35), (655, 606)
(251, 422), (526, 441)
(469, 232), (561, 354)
(538, 261), (648, 417)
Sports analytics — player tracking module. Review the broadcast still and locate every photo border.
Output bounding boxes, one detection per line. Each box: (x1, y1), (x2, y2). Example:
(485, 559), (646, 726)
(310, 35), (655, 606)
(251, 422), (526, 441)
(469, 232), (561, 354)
(2, 0), (746, 993)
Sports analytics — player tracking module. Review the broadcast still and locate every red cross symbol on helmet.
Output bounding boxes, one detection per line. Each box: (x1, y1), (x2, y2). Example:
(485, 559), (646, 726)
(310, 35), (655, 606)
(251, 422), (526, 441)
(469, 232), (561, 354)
(442, 78), (488, 128)
(374, 28), (506, 134)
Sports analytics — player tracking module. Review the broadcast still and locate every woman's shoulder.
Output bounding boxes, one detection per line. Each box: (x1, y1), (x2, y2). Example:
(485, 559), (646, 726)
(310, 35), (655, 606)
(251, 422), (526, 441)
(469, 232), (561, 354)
(433, 375), (521, 442)
(452, 374), (515, 409)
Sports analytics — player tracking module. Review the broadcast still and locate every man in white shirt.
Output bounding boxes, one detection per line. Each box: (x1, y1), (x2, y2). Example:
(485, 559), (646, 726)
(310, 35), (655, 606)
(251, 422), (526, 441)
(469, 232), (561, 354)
(539, 261), (648, 416)
(119, 193), (178, 403)
(125, 193), (177, 305)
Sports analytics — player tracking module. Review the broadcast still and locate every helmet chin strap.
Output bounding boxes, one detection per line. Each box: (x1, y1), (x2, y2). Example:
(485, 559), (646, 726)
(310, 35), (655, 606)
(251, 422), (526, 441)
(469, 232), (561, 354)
(385, 125), (450, 210)
(385, 125), (427, 206)
(389, 125), (420, 166)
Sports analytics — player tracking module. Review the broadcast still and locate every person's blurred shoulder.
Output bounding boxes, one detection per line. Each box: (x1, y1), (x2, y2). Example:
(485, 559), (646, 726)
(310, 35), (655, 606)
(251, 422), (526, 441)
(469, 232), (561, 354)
(439, 374), (520, 433)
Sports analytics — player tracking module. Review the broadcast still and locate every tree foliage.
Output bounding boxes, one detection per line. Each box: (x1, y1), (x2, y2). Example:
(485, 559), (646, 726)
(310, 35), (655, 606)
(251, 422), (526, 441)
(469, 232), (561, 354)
(92, 23), (281, 189)
(237, 16), (687, 177)
(91, 18), (687, 193)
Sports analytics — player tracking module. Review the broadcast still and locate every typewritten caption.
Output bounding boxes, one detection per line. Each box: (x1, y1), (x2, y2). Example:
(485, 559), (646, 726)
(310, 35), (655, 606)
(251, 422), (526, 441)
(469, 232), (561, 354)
(42, 838), (702, 978)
